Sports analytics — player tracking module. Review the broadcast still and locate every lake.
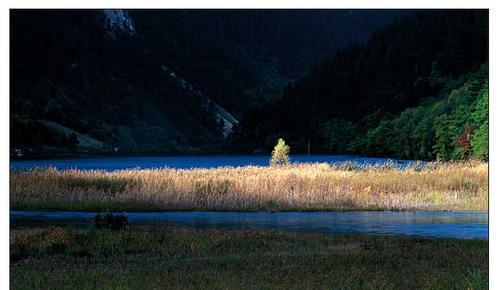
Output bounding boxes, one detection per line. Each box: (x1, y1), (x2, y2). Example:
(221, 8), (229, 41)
(10, 155), (413, 171)
(10, 210), (487, 239)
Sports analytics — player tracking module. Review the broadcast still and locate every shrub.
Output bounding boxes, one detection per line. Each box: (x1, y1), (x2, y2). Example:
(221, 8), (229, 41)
(93, 212), (129, 230)
(40, 226), (71, 252)
(270, 138), (290, 166)
(10, 232), (32, 262)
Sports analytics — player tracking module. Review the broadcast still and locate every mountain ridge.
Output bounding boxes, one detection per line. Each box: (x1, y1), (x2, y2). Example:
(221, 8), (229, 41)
(11, 9), (401, 155)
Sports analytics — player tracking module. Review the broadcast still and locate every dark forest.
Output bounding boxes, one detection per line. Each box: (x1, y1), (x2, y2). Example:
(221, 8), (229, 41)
(11, 10), (488, 160)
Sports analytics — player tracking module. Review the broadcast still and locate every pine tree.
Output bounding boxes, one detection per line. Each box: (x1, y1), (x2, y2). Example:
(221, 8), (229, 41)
(270, 138), (290, 166)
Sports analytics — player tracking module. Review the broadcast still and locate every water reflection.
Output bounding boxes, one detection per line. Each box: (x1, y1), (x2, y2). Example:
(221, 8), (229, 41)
(11, 210), (488, 239)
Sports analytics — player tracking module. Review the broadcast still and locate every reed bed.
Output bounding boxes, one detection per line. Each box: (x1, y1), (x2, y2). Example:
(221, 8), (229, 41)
(10, 161), (488, 211)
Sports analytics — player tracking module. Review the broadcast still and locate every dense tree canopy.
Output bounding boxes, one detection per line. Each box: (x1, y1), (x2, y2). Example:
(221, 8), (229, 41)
(356, 66), (488, 160)
(230, 10), (488, 160)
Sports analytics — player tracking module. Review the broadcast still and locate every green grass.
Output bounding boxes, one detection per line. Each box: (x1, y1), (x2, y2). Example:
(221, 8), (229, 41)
(62, 176), (136, 192)
(11, 225), (488, 290)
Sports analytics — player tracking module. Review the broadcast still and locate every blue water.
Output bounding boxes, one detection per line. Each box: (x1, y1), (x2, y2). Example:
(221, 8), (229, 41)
(10, 155), (412, 171)
(10, 210), (487, 239)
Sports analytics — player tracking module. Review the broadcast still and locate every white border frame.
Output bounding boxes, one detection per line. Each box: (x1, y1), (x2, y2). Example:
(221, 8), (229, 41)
(1, 2), (496, 290)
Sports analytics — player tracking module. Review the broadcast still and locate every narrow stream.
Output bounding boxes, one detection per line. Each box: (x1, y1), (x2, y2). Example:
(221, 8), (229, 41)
(11, 210), (488, 239)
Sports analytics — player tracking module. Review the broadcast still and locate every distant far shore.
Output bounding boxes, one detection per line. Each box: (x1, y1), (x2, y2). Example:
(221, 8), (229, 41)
(10, 149), (423, 161)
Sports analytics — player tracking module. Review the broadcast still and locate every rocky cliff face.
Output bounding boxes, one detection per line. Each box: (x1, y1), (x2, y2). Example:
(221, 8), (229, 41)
(103, 10), (238, 138)
(103, 10), (135, 35)
(160, 64), (238, 137)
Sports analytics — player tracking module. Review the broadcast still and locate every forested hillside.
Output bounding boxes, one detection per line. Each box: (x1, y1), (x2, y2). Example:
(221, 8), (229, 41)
(355, 65), (488, 160)
(10, 10), (488, 159)
(11, 10), (399, 155)
(230, 10), (488, 160)
(11, 10), (224, 154)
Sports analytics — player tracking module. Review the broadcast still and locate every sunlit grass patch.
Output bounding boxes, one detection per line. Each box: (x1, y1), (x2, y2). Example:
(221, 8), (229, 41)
(10, 161), (487, 212)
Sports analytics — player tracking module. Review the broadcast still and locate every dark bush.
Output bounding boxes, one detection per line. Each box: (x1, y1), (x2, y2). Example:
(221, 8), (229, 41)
(93, 212), (128, 230)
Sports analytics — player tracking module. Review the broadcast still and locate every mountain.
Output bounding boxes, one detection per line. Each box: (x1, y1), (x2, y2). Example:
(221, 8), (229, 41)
(230, 10), (488, 160)
(10, 9), (401, 155)
(11, 10), (224, 155)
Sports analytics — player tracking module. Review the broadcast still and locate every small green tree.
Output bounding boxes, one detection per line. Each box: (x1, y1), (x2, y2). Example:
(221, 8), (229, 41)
(270, 138), (290, 166)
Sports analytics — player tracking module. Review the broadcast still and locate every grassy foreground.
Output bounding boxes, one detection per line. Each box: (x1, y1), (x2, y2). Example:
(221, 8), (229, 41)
(11, 161), (487, 211)
(10, 225), (488, 290)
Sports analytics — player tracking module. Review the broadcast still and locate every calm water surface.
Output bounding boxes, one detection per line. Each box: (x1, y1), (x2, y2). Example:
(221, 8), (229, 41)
(10, 155), (412, 171)
(11, 210), (488, 239)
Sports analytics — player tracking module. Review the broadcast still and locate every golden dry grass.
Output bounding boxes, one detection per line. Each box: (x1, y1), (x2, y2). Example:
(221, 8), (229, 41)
(10, 161), (488, 211)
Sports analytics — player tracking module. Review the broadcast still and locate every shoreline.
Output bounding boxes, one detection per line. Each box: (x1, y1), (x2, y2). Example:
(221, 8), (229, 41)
(9, 207), (489, 213)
